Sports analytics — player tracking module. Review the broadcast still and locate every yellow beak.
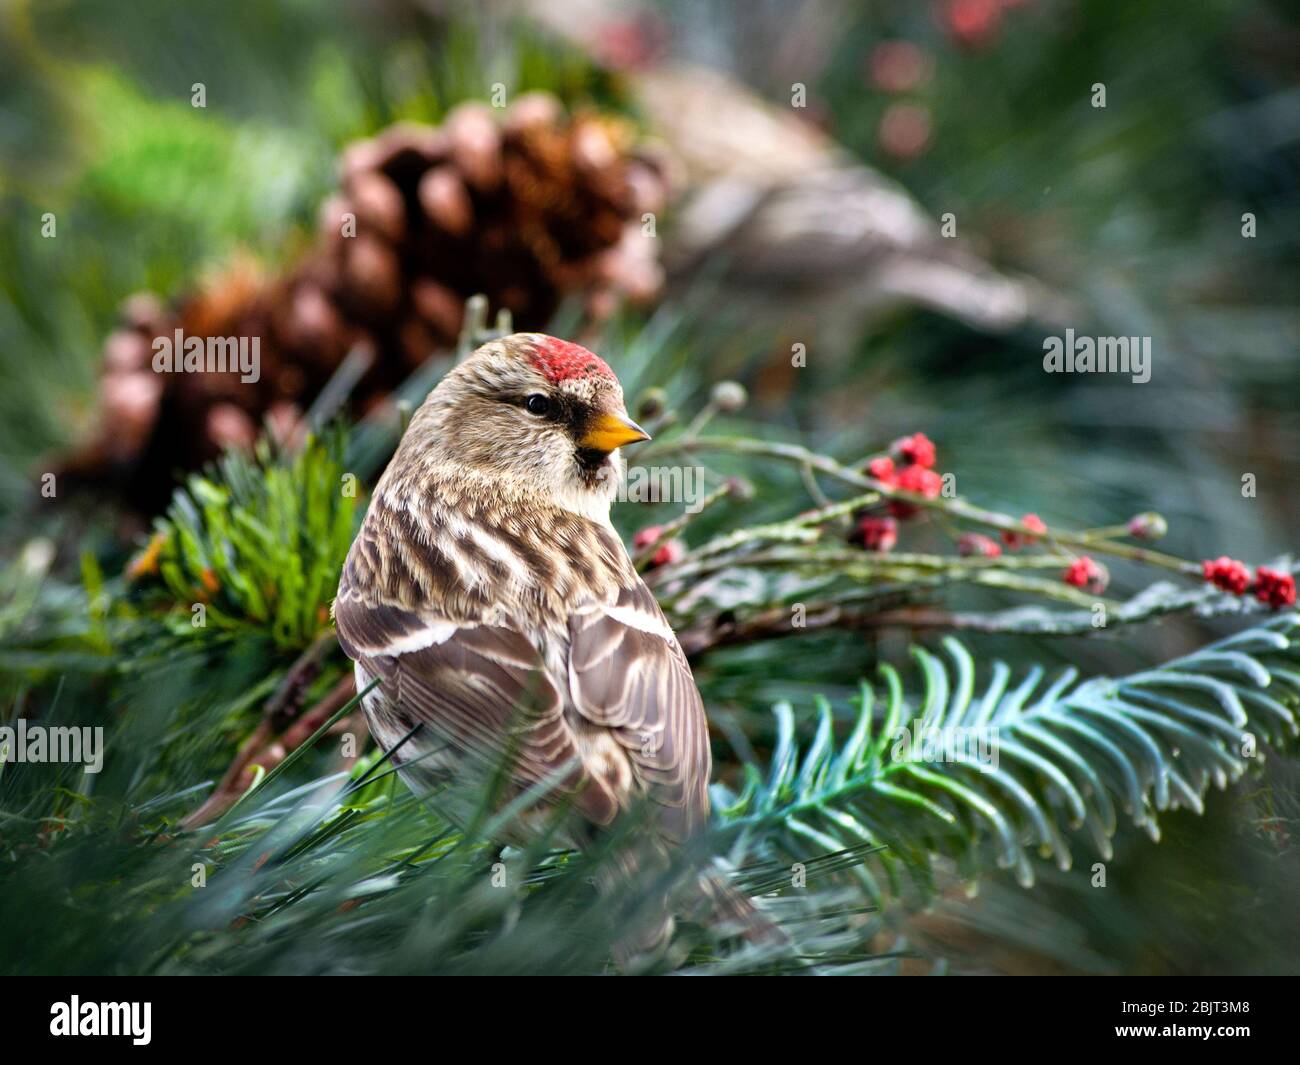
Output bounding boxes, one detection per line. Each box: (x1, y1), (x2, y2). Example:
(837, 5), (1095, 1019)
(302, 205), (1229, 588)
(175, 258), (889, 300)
(579, 411), (651, 453)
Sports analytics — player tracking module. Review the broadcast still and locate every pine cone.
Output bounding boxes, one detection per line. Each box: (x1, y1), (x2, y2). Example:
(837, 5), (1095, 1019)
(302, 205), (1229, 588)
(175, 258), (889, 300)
(63, 94), (670, 511)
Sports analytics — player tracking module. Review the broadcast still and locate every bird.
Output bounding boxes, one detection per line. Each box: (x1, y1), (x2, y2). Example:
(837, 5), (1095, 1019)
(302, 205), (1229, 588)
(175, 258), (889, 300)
(333, 331), (774, 965)
(517, 0), (1073, 343)
(631, 63), (1070, 344)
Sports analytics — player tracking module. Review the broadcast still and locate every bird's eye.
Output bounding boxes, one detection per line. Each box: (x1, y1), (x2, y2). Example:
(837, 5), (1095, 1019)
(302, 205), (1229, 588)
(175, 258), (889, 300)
(525, 394), (551, 416)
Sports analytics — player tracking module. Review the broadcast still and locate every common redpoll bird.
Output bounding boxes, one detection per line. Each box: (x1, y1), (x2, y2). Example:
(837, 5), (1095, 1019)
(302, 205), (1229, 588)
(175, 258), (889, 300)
(334, 332), (774, 964)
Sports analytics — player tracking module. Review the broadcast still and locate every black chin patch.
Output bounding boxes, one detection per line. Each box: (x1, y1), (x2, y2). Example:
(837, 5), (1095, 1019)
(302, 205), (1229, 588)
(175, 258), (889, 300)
(575, 447), (608, 472)
(574, 447), (613, 488)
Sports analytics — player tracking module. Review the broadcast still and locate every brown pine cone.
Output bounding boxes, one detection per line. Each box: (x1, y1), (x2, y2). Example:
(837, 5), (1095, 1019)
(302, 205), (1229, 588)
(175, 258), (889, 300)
(64, 93), (671, 512)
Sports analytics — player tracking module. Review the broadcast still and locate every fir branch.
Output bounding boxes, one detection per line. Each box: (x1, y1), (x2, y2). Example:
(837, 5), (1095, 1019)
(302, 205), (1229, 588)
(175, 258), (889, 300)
(716, 615), (1300, 905)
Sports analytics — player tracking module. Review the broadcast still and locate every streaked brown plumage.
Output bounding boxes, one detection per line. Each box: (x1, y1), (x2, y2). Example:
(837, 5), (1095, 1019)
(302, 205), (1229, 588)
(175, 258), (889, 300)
(334, 332), (769, 963)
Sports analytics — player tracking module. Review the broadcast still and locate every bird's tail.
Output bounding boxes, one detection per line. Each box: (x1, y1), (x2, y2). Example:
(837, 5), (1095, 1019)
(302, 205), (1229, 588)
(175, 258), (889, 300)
(600, 850), (786, 971)
(595, 844), (677, 973)
(689, 868), (787, 949)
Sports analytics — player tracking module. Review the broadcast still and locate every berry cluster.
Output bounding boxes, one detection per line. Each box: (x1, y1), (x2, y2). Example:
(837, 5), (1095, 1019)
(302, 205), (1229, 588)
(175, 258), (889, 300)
(1063, 556), (1108, 594)
(862, 432), (944, 525)
(1202, 557), (1296, 609)
(838, 428), (1295, 611)
(1257, 568), (1298, 609)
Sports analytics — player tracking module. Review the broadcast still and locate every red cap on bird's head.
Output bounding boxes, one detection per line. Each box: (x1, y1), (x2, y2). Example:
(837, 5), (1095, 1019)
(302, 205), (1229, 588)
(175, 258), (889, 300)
(525, 335), (617, 386)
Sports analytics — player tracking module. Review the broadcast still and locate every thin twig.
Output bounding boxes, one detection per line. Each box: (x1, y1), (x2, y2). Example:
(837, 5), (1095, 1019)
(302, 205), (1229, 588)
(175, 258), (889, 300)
(658, 435), (1200, 575)
(633, 481), (736, 570)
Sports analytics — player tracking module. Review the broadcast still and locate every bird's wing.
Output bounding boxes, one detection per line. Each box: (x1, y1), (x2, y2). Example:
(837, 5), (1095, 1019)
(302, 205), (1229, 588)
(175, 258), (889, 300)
(676, 167), (931, 283)
(566, 577), (712, 843)
(334, 528), (623, 827)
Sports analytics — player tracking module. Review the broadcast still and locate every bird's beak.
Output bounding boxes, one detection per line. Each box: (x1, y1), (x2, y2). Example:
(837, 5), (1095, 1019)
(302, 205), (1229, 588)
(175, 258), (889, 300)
(580, 411), (651, 453)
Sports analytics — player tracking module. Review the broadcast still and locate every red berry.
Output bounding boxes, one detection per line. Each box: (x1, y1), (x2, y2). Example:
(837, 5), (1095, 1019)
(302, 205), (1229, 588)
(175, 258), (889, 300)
(957, 532), (1001, 559)
(1202, 556), (1252, 596)
(632, 525), (663, 550)
(633, 526), (684, 568)
(1002, 513), (1047, 550)
(650, 539), (685, 568)
(889, 465), (943, 519)
(1254, 567), (1296, 610)
(896, 465), (943, 497)
(850, 515), (898, 552)
(867, 456), (897, 484)
(891, 432), (937, 469)
(1063, 556), (1108, 594)
(942, 0), (1002, 49)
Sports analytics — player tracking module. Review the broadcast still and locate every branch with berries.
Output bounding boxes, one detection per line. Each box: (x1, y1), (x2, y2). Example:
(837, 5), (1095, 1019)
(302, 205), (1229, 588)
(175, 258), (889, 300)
(626, 390), (1296, 652)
